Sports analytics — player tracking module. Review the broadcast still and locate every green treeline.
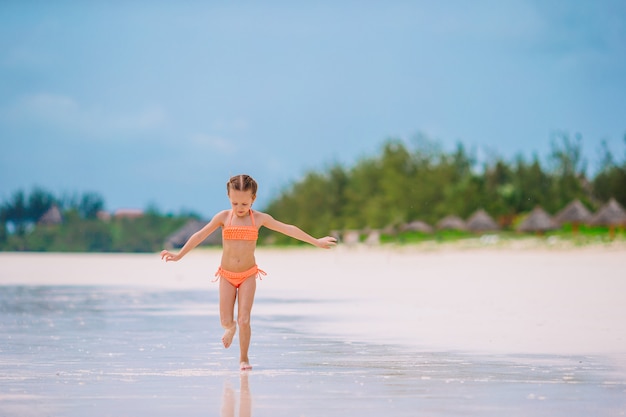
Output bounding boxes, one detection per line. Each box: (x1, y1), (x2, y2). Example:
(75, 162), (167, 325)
(264, 134), (626, 243)
(2, 133), (625, 251)
(0, 189), (189, 252)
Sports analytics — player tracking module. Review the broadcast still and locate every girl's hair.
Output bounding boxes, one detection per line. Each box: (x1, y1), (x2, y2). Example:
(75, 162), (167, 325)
(227, 174), (258, 196)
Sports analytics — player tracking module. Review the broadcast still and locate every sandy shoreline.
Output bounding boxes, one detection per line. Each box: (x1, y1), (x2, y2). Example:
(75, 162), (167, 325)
(2, 243), (626, 359)
(2, 244), (626, 416)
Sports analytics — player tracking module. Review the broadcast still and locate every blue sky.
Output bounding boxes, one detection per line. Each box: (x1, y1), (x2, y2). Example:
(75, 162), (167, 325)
(1, 1), (625, 217)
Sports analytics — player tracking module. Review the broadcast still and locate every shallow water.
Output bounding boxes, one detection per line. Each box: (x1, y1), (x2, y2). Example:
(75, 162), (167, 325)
(1, 285), (624, 417)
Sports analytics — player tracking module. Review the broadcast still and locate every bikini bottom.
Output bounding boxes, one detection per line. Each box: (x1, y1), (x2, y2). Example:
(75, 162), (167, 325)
(213, 265), (266, 288)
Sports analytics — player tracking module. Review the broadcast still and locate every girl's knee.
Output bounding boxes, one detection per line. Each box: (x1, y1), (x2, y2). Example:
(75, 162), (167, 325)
(237, 315), (251, 328)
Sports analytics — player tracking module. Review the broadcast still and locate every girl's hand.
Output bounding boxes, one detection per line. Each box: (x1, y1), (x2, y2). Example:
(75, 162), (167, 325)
(160, 250), (180, 262)
(316, 236), (337, 249)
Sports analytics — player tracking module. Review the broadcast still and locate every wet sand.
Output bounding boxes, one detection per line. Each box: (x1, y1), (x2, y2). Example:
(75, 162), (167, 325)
(1, 244), (625, 416)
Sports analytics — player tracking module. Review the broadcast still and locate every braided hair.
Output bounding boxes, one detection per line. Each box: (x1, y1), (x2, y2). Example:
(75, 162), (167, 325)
(226, 174), (258, 197)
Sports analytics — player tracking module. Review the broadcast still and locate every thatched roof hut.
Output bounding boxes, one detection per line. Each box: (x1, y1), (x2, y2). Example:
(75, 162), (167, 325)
(164, 219), (221, 249)
(466, 209), (499, 232)
(517, 206), (558, 233)
(589, 198), (626, 239)
(365, 230), (381, 245)
(342, 230), (361, 246)
(38, 205), (63, 226)
(554, 199), (592, 226)
(381, 224), (397, 235)
(114, 208), (144, 220)
(400, 220), (434, 233)
(589, 198), (626, 226)
(436, 215), (467, 231)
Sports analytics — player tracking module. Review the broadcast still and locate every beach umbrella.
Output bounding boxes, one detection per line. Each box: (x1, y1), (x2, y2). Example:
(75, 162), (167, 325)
(588, 198), (626, 239)
(517, 206), (558, 234)
(554, 199), (592, 234)
(436, 215), (467, 231)
(400, 220), (434, 233)
(466, 209), (499, 232)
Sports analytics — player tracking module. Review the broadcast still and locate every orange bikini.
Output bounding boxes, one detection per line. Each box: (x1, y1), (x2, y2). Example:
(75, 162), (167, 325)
(222, 209), (259, 241)
(214, 209), (266, 288)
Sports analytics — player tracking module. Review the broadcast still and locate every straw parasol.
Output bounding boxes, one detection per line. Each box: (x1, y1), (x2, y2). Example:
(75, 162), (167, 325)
(517, 206), (558, 234)
(466, 209), (499, 232)
(588, 198), (626, 239)
(365, 229), (381, 245)
(436, 215), (467, 231)
(342, 230), (361, 246)
(554, 199), (592, 234)
(400, 220), (434, 233)
(381, 224), (398, 235)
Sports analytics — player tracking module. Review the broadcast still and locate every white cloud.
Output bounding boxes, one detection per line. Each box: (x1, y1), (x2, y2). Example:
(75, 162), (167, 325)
(8, 93), (81, 125)
(190, 133), (238, 154)
(2, 93), (168, 138)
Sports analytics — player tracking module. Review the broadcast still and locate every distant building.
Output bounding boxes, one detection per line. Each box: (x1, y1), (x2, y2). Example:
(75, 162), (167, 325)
(113, 208), (144, 220)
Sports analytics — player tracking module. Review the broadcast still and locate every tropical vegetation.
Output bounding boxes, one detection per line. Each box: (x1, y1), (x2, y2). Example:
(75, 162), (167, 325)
(0, 190), (189, 252)
(263, 133), (626, 244)
(2, 133), (625, 251)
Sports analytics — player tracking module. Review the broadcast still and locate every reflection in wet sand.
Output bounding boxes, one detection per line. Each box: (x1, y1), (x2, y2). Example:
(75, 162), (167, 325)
(221, 373), (251, 417)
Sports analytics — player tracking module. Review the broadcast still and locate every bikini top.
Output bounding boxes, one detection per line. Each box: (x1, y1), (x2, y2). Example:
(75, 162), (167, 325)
(222, 209), (258, 241)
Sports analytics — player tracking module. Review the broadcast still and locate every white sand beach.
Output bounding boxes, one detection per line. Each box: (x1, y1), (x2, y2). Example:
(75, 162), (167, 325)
(2, 243), (626, 417)
(2, 243), (625, 358)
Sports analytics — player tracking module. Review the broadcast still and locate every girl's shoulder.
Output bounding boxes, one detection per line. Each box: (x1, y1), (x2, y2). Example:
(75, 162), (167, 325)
(252, 210), (269, 220)
(213, 209), (231, 223)
(251, 210), (274, 225)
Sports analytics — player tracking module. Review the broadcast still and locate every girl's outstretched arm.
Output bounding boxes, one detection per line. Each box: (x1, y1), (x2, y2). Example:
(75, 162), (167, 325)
(160, 211), (227, 262)
(258, 212), (337, 249)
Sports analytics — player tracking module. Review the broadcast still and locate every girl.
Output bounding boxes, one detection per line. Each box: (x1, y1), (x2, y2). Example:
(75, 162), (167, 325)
(160, 174), (337, 371)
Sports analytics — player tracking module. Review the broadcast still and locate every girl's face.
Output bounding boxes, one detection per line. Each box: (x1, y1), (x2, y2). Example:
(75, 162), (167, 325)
(228, 189), (256, 217)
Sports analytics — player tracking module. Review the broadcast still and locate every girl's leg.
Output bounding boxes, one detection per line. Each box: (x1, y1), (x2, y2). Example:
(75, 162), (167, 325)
(219, 279), (237, 348)
(236, 276), (257, 369)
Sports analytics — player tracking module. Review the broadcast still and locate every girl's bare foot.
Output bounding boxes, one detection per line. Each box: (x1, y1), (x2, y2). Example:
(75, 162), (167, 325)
(240, 361), (252, 371)
(222, 323), (236, 348)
